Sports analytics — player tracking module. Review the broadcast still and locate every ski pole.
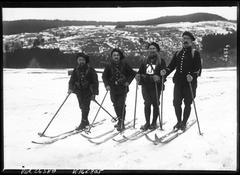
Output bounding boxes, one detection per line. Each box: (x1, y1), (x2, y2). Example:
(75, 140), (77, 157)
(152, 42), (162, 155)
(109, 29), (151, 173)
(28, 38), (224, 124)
(155, 82), (163, 130)
(93, 99), (117, 121)
(38, 93), (71, 137)
(189, 82), (202, 135)
(160, 75), (164, 130)
(88, 90), (109, 133)
(133, 81), (138, 128)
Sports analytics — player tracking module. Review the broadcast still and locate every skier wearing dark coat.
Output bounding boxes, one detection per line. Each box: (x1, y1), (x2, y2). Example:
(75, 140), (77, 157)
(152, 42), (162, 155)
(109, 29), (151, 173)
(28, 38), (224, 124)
(161, 31), (202, 131)
(135, 42), (166, 130)
(68, 52), (99, 130)
(102, 48), (136, 131)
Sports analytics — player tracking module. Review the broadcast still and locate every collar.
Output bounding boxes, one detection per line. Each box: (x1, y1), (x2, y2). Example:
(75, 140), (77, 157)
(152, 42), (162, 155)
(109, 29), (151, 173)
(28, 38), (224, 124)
(183, 46), (192, 52)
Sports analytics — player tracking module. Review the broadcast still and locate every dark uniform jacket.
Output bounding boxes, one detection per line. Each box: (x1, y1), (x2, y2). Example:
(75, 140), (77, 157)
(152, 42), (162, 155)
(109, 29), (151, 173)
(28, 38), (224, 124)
(69, 64), (99, 96)
(166, 47), (202, 85)
(102, 61), (136, 94)
(138, 58), (166, 91)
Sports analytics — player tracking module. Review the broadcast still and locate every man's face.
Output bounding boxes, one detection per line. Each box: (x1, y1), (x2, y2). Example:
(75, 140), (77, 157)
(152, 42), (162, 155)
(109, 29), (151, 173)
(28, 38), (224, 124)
(148, 45), (158, 55)
(77, 57), (86, 66)
(148, 45), (158, 63)
(182, 35), (193, 48)
(112, 51), (121, 62)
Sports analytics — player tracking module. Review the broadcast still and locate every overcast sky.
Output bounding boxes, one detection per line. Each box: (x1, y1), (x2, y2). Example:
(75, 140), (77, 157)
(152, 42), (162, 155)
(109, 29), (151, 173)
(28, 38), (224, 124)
(2, 7), (237, 21)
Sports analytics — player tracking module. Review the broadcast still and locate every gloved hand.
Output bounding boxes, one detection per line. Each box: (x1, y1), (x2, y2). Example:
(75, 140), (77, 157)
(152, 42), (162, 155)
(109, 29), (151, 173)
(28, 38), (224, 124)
(135, 74), (141, 83)
(105, 85), (111, 91)
(68, 89), (73, 94)
(160, 69), (166, 76)
(124, 82), (129, 86)
(186, 74), (193, 82)
(152, 75), (160, 82)
(90, 95), (96, 101)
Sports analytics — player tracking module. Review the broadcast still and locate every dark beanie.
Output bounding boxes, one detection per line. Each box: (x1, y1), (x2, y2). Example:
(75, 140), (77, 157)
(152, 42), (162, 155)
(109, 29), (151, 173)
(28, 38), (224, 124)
(111, 48), (125, 60)
(148, 42), (160, 52)
(182, 31), (195, 41)
(76, 52), (89, 63)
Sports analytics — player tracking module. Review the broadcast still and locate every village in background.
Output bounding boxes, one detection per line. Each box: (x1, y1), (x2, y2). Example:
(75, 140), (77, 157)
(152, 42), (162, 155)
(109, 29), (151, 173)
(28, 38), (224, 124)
(3, 13), (237, 69)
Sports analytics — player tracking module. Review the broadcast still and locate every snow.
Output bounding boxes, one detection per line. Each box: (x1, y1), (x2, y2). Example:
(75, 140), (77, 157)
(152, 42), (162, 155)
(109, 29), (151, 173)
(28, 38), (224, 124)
(3, 67), (237, 170)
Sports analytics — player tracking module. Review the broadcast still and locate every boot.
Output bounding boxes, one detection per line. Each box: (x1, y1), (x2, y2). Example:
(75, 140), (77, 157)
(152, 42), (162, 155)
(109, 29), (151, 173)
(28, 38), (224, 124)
(179, 122), (186, 131)
(140, 123), (150, 131)
(117, 121), (125, 132)
(114, 120), (121, 128)
(76, 120), (87, 130)
(173, 122), (182, 130)
(76, 109), (89, 130)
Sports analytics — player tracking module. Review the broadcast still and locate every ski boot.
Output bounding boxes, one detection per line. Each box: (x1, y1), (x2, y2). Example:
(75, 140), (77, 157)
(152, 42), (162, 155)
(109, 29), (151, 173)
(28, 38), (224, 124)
(149, 122), (157, 130)
(76, 123), (86, 131)
(173, 122), (182, 130)
(114, 121), (120, 128)
(117, 123), (125, 132)
(140, 123), (150, 131)
(179, 122), (186, 131)
(76, 119), (89, 131)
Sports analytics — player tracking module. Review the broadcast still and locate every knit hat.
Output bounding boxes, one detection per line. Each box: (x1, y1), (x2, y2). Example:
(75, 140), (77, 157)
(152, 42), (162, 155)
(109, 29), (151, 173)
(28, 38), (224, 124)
(76, 52), (89, 63)
(148, 42), (160, 52)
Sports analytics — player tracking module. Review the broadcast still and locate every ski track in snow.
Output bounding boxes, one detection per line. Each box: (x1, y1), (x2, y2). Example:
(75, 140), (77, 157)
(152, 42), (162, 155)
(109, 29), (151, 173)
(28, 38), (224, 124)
(3, 67), (237, 170)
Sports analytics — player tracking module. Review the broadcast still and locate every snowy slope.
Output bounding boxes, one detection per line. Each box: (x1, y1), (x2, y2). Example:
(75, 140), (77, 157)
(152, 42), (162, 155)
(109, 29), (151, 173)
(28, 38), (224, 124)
(3, 67), (237, 170)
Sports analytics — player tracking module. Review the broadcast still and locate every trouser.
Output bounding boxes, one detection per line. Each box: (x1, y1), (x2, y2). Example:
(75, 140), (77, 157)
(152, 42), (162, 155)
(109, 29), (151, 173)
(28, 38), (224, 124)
(76, 92), (91, 125)
(110, 90), (127, 125)
(142, 85), (161, 125)
(173, 82), (197, 125)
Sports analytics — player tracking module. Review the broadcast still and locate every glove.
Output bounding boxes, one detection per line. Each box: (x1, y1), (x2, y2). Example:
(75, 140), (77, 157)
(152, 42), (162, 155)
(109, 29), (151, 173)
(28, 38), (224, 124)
(135, 74), (140, 83)
(68, 89), (73, 94)
(105, 85), (111, 91)
(186, 74), (193, 82)
(152, 75), (160, 82)
(90, 95), (96, 101)
(160, 69), (166, 76)
(124, 82), (129, 86)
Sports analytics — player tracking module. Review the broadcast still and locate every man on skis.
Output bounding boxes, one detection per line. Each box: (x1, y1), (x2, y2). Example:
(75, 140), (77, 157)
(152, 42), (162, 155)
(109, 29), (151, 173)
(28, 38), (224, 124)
(102, 48), (136, 132)
(161, 31), (202, 131)
(68, 52), (99, 130)
(135, 42), (166, 131)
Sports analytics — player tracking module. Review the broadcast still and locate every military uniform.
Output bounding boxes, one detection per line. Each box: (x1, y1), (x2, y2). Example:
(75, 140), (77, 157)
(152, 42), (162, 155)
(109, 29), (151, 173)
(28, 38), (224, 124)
(166, 46), (202, 128)
(138, 58), (166, 130)
(69, 64), (99, 129)
(102, 61), (136, 130)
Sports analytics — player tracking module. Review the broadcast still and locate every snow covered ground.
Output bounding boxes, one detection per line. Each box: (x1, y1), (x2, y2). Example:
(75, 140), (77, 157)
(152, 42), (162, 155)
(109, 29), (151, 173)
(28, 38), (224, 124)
(3, 67), (237, 170)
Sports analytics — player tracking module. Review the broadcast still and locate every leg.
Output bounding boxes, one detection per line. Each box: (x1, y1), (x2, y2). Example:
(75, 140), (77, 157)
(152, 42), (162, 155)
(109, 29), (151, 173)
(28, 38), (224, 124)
(76, 93), (91, 130)
(173, 84), (184, 129)
(151, 88), (161, 129)
(182, 82), (197, 126)
(141, 86), (152, 130)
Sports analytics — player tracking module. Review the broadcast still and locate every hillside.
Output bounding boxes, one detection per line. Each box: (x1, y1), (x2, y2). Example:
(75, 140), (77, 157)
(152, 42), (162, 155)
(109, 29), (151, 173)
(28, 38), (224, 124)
(3, 13), (227, 35)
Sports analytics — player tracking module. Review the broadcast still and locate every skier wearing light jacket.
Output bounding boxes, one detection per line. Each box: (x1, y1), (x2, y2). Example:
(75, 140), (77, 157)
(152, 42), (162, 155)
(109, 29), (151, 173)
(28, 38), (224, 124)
(161, 31), (202, 131)
(68, 52), (99, 130)
(135, 42), (166, 131)
(102, 48), (136, 132)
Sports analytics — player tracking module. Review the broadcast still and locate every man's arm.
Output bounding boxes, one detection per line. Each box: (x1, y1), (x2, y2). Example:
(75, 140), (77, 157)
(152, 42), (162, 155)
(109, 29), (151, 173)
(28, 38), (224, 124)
(90, 68), (99, 95)
(165, 52), (177, 77)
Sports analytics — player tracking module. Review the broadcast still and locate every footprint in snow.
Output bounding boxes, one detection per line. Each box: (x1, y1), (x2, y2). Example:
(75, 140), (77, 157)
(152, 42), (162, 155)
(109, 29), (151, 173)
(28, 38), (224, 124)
(183, 153), (192, 159)
(205, 148), (218, 156)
